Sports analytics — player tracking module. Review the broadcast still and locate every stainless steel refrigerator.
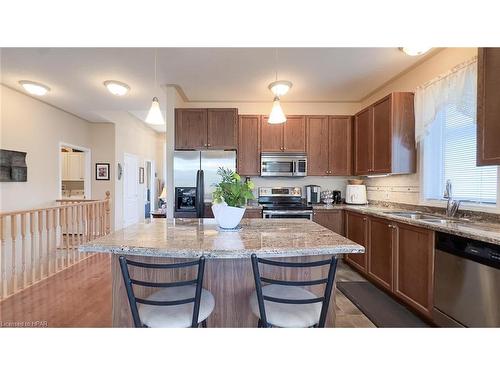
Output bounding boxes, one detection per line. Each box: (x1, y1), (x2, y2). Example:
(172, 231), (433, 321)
(173, 151), (237, 218)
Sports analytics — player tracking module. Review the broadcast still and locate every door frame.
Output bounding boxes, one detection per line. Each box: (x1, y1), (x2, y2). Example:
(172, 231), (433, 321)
(58, 142), (91, 199)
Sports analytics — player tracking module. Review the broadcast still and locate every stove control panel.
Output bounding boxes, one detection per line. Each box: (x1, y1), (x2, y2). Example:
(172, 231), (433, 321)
(259, 187), (302, 197)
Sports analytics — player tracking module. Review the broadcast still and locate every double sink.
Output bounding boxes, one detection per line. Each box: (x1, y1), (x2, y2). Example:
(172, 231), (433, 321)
(382, 211), (463, 224)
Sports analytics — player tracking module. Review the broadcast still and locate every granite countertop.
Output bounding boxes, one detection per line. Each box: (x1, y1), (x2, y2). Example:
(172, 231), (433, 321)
(313, 204), (500, 246)
(79, 218), (364, 259)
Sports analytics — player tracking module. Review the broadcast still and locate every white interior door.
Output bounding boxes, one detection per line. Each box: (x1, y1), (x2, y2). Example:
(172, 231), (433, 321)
(123, 153), (139, 227)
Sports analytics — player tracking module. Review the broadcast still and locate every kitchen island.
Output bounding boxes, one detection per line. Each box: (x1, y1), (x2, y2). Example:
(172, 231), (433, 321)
(80, 218), (364, 327)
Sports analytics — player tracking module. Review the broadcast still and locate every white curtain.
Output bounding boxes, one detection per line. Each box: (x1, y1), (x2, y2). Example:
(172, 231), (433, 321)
(414, 56), (477, 143)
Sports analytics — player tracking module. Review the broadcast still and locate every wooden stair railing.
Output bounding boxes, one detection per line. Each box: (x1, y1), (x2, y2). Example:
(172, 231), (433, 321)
(0, 191), (111, 301)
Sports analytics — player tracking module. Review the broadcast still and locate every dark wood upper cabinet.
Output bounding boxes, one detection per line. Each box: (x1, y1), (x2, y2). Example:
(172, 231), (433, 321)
(207, 108), (238, 149)
(368, 216), (394, 291)
(306, 116), (330, 175)
(344, 211), (368, 273)
(283, 116), (306, 152)
(312, 210), (344, 235)
(477, 48), (500, 166)
(329, 116), (352, 175)
(260, 116), (283, 152)
(237, 115), (261, 176)
(372, 96), (392, 173)
(394, 223), (434, 318)
(261, 115), (306, 152)
(307, 115), (352, 176)
(354, 92), (416, 176)
(175, 108), (238, 150)
(354, 107), (372, 175)
(175, 108), (208, 150)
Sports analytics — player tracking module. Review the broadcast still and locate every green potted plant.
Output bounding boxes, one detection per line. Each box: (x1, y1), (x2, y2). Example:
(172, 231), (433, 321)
(211, 167), (255, 229)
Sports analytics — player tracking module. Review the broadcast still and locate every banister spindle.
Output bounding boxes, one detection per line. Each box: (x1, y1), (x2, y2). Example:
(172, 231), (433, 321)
(10, 214), (18, 295)
(37, 211), (43, 280)
(29, 212), (35, 284)
(20, 213), (27, 288)
(0, 216), (6, 299)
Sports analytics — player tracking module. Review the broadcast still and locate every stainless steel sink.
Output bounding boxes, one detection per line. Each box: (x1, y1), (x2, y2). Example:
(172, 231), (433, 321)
(383, 211), (466, 224)
(419, 218), (461, 224)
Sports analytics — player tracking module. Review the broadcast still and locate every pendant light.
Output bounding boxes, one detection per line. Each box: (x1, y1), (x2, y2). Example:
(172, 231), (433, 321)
(268, 96), (287, 124)
(267, 49), (291, 125)
(145, 49), (165, 125)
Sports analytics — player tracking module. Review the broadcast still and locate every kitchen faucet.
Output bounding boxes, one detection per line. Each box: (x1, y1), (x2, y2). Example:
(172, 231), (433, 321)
(443, 179), (461, 217)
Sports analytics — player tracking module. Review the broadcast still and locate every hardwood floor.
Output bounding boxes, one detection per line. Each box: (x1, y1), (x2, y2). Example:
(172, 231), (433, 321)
(0, 255), (374, 328)
(0, 254), (112, 328)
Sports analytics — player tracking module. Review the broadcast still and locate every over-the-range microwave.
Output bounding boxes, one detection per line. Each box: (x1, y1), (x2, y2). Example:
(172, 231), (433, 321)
(260, 152), (307, 177)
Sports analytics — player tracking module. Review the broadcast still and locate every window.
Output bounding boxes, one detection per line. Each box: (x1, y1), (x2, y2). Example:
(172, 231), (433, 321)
(423, 103), (497, 204)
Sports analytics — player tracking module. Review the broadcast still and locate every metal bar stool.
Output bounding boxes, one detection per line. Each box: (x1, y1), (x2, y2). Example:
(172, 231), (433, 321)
(250, 254), (338, 328)
(119, 256), (214, 328)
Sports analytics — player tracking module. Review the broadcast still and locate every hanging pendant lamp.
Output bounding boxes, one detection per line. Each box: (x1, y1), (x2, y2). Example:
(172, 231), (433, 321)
(268, 96), (287, 124)
(145, 49), (165, 125)
(268, 49), (291, 125)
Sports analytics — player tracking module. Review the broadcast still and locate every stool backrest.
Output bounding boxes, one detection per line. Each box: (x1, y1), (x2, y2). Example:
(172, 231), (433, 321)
(119, 256), (206, 328)
(250, 254), (338, 328)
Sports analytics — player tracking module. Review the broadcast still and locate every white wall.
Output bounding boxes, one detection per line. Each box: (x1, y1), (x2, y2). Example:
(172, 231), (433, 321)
(107, 112), (165, 229)
(0, 85), (92, 210)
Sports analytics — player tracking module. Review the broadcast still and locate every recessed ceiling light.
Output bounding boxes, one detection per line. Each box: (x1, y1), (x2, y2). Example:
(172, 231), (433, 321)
(268, 80), (293, 97)
(19, 80), (50, 96)
(103, 80), (130, 96)
(399, 47), (432, 56)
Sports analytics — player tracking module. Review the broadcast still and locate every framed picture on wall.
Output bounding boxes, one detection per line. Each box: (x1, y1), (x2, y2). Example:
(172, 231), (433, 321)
(96, 163), (110, 180)
(139, 167), (145, 184)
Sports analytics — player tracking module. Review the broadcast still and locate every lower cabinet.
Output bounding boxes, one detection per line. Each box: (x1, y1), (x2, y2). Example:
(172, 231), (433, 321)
(312, 210), (344, 235)
(367, 216), (394, 292)
(203, 204), (262, 219)
(393, 223), (434, 318)
(344, 212), (435, 320)
(344, 211), (368, 273)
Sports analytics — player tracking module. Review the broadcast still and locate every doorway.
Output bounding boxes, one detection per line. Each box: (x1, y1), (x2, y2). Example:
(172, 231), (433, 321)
(123, 153), (139, 227)
(144, 160), (155, 218)
(59, 143), (91, 199)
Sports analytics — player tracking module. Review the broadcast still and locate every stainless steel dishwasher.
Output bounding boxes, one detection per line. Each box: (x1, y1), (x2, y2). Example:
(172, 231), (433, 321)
(433, 232), (500, 327)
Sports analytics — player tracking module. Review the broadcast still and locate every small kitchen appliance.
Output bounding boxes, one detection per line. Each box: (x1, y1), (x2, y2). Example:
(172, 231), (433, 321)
(305, 185), (321, 204)
(345, 184), (367, 205)
(332, 190), (342, 204)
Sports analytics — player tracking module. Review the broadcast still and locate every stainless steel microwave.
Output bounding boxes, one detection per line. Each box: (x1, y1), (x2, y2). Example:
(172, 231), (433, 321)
(260, 152), (307, 177)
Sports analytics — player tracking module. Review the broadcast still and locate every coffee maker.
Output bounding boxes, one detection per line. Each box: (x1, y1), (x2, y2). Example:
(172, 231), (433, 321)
(305, 185), (321, 204)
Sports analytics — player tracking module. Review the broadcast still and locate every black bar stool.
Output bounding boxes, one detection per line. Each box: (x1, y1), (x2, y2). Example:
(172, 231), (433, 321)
(119, 256), (214, 328)
(250, 254), (338, 328)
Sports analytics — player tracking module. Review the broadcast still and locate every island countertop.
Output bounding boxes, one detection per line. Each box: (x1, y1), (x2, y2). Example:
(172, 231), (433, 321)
(80, 218), (364, 259)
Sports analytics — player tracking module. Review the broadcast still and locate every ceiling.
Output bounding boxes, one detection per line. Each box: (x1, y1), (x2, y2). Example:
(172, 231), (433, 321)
(0, 48), (430, 130)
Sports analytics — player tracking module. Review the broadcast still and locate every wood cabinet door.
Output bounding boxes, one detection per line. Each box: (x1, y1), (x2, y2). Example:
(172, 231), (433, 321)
(237, 115), (261, 176)
(368, 216), (394, 291)
(354, 107), (372, 175)
(175, 109), (208, 150)
(207, 108), (238, 149)
(306, 116), (330, 175)
(313, 210), (344, 235)
(394, 223), (434, 318)
(329, 116), (352, 176)
(372, 96), (392, 173)
(477, 48), (500, 166)
(243, 209), (263, 218)
(260, 116), (283, 152)
(344, 211), (368, 273)
(283, 116), (306, 152)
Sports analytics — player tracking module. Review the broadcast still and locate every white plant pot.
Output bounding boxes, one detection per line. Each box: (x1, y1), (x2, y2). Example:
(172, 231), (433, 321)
(212, 203), (246, 229)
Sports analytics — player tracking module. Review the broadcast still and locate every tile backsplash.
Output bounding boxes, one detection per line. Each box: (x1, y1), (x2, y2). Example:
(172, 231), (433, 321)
(364, 173), (420, 205)
(247, 176), (350, 198)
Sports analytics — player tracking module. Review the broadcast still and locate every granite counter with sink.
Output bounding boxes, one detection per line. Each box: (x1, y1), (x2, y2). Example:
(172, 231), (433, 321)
(313, 204), (500, 246)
